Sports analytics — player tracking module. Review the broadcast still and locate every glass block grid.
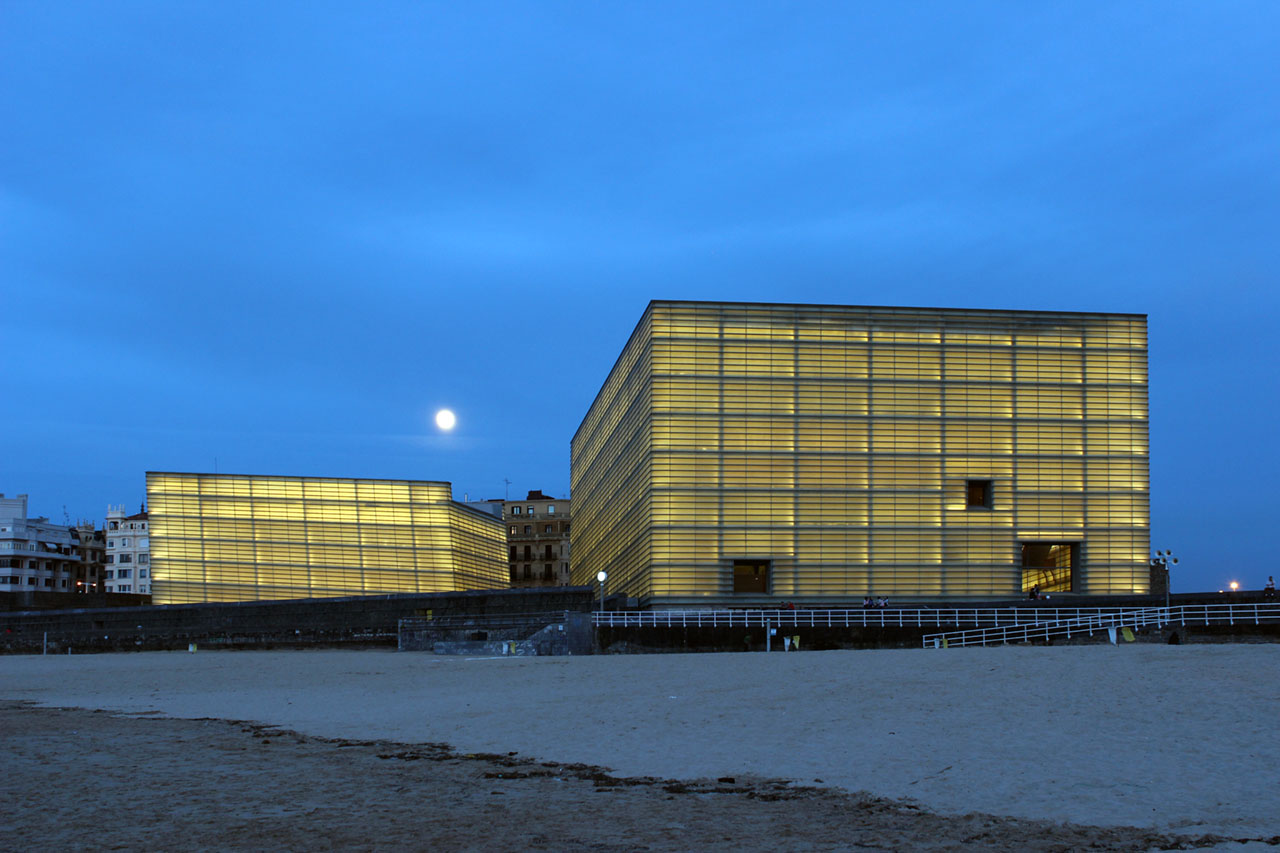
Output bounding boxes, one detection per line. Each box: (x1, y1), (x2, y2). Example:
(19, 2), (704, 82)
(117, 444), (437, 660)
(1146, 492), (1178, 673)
(147, 472), (507, 604)
(571, 301), (1149, 606)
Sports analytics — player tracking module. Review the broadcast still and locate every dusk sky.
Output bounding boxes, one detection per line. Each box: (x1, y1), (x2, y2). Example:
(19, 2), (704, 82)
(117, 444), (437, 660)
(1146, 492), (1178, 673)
(3, 2), (1276, 593)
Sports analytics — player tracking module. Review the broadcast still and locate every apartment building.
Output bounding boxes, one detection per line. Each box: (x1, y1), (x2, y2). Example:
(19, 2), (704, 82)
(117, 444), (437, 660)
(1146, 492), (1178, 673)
(505, 490), (571, 588)
(105, 505), (150, 594)
(0, 494), (81, 593)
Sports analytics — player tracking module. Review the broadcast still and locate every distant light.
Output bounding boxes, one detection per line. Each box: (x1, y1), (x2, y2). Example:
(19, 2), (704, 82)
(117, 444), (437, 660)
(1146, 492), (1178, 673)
(435, 409), (456, 431)
(597, 571), (607, 583)
(1229, 581), (1239, 591)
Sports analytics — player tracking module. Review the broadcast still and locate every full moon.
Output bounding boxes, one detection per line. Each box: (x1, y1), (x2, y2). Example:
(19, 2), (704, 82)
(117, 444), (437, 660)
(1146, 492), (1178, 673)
(434, 409), (457, 431)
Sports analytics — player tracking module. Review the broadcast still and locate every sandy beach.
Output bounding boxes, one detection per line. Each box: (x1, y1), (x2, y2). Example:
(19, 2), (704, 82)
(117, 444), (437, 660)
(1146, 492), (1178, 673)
(3, 645), (1278, 850)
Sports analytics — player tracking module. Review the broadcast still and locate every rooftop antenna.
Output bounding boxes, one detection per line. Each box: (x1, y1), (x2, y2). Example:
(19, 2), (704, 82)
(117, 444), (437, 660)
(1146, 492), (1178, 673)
(503, 478), (511, 500)
(63, 505), (70, 525)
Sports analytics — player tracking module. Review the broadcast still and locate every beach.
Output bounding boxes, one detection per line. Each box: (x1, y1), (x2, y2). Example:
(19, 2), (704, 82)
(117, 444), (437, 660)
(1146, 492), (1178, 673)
(3, 645), (1278, 850)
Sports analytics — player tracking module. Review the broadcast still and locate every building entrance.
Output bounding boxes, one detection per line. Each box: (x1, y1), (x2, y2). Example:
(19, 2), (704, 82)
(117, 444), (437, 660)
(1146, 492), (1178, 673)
(732, 560), (771, 594)
(1021, 543), (1076, 593)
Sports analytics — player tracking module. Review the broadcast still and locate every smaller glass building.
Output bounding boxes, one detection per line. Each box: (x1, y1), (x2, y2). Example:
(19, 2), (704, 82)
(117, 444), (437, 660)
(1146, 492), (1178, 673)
(146, 472), (507, 604)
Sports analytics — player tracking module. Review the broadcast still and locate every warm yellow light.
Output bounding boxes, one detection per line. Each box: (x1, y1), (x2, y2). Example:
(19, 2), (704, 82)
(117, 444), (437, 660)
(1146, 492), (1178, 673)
(435, 409), (457, 431)
(1229, 581), (1239, 591)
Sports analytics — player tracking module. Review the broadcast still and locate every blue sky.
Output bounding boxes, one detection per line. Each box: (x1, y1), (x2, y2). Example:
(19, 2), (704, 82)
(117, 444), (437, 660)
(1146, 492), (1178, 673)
(3, 2), (1276, 592)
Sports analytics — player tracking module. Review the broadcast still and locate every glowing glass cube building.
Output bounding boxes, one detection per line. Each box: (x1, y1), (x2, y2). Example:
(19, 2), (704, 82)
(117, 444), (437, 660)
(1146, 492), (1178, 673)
(146, 472), (507, 604)
(571, 301), (1149, 606)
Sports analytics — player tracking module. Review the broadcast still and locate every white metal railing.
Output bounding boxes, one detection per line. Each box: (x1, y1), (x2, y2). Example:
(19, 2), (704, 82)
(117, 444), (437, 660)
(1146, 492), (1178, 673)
(587, 603), (1280, 644)
(923, 603), (1280, 648)
(592, 606), (1153, 630)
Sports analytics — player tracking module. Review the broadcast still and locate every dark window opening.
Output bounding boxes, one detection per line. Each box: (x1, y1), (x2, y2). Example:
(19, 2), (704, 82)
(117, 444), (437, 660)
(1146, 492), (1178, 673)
(509, 546), (516, 560)
(523, 545), (531, 560)
(523, 564), (531, 580)
(966, 480), (993, 509)
(543, 564), (554, 580)
(1021, 543), (1076, 594)
(732, 560), (771, 594)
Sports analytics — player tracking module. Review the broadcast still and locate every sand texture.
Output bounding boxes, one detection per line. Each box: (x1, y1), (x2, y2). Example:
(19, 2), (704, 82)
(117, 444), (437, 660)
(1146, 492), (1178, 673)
(2, 645), (1278, 850)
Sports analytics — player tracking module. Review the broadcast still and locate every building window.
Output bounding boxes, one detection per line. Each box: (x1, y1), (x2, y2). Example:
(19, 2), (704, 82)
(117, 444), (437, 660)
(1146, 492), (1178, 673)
(544, 544), (554, 559)
(107, 540), (115, 548)
(548, 505), (555, 515)
(119, 585), (131, 593)
(732, 560), (771, 594)
(509, 526), (517, 535)
(563, 522), (570, 533)
(513, 506), (521, 515)
(544, 524), (553, 533)
(27, 577), (36, 585)
(105, 570), (114, 579)
(523, 545), (531, 560)
(139, 585), (148, 593)
(119, 554), (132, 563)
(966, 480), (993, 509)
(523, 564), (531, 580)
(1021, 543), (1076, 594)
(122, 538), (130, 546)
(524, 525), (531, 534)
(509, 546), (517, 560)
(117, 569), (131, 579)
(139, 569), (148, 578)
(60, 579), (68, 588)
(138, 555), (148, 564)
(105, 554), (114, 564)
(509, 567), (518, 582)
(543, 564), (553, 580)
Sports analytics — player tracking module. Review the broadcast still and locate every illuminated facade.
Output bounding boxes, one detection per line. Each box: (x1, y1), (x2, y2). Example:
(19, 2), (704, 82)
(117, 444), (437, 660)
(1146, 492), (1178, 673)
(146, 473), (507, 604)
(571, 301), (1149, 606)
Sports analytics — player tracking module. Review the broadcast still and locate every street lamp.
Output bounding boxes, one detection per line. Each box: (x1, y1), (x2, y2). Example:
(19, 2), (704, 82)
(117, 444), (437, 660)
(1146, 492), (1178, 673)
(1150, 549), (1178, 609)
(597, 571), (607, 613)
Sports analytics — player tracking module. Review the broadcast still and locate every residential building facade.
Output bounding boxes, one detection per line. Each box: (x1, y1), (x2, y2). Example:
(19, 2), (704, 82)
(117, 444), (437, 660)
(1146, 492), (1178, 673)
(146, 472), (507, 604)
(105, 506), (150, 594)
(0, 494), (81, 593)
(505, 490), (571, 588)
(71, 522), (106, 593)
(571, 301), (1149, 607)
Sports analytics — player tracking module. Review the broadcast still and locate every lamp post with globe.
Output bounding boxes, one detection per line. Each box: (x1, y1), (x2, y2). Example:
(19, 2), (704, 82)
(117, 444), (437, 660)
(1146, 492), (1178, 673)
(597, 570), (607, 614)
(1150, 550), (1177, 610)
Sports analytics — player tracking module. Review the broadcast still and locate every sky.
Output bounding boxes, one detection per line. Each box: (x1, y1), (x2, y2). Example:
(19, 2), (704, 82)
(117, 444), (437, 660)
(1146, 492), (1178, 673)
(3, 2), (1277, 593)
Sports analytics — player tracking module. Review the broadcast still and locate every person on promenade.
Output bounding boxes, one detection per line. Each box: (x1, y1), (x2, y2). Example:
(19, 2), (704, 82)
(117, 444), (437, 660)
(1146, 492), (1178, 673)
(862, 596), (873, 609)
(1265, 577), (1276, 600)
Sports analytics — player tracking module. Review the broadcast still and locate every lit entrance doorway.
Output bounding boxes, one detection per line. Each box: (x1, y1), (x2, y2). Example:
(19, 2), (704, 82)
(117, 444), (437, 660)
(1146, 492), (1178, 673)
(1021, 543), (1077, 594)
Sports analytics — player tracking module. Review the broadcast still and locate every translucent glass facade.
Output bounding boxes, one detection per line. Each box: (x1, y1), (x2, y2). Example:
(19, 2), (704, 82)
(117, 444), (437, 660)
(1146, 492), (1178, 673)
(570, 301), (1149, 606)
(146, 472), (507, 604)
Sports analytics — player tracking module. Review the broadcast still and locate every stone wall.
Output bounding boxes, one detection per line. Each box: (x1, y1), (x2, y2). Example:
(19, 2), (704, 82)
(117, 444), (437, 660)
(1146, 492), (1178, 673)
(0, 587), (595, 654)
